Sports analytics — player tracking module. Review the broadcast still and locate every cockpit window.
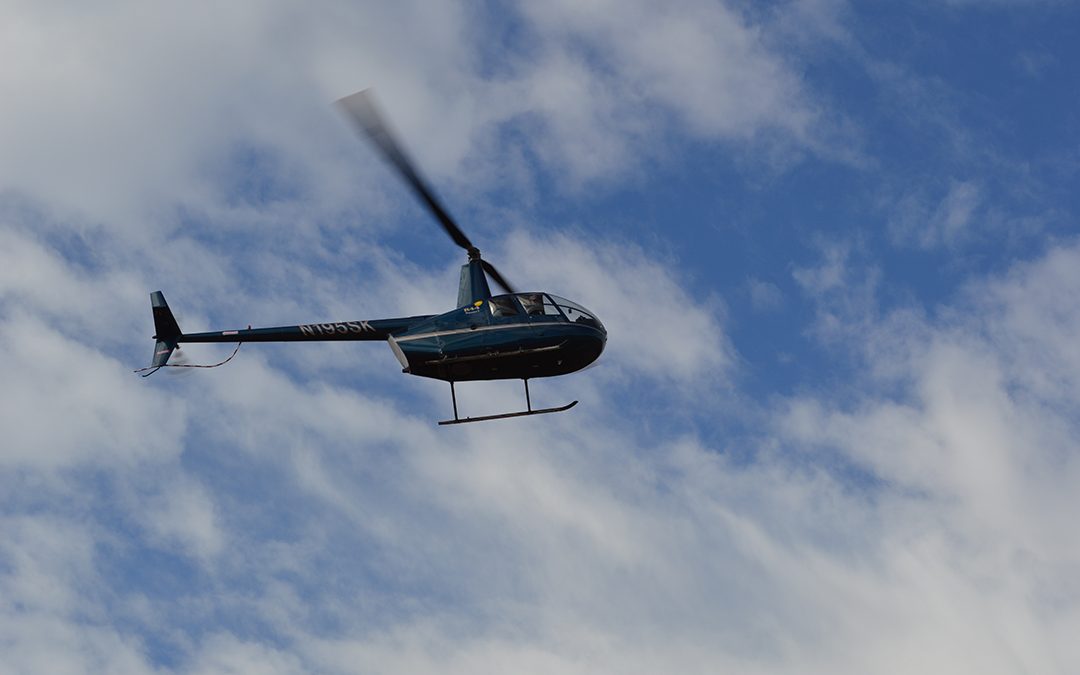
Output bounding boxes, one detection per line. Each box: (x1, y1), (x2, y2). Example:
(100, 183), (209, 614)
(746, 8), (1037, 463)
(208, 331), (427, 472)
(512, 293), (562, 318)
(547, 295), (603, 330)
(489, 295), (521, 318)
(517, 293), (545, 316)
(540, 296), (562, 317)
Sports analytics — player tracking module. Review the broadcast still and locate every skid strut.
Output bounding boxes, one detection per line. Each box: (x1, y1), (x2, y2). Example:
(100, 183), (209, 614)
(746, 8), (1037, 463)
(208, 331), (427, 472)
(439, 379), (577, 426)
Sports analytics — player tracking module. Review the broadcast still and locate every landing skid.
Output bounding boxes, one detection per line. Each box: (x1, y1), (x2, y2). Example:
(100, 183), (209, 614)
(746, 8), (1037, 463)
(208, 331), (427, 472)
(438, 379), (578, 426)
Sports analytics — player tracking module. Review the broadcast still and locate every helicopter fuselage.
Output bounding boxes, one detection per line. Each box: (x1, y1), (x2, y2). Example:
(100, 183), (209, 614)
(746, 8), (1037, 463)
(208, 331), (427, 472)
(164, 292), (606, 383)
(391, 294), (606, 381)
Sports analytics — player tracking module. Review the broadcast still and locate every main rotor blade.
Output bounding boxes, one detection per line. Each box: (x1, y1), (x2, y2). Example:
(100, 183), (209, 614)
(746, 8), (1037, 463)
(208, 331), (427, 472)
(336, 90), (473, 252)
(482, 260), (516, 295)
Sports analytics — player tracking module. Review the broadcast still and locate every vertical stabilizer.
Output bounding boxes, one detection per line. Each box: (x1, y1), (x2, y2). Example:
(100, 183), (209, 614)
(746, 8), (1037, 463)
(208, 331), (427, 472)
(149, 291), (181, 367)
(456, 258), (493, 308)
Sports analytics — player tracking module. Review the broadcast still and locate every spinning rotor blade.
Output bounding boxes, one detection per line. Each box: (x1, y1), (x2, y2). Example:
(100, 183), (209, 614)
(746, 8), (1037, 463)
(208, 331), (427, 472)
(482, 260), (516, 295)
(336, 90), (473, 251)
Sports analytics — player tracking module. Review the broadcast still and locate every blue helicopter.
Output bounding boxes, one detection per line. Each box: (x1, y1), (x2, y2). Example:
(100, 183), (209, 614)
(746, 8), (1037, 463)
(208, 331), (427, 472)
(143, 90), (607, 425)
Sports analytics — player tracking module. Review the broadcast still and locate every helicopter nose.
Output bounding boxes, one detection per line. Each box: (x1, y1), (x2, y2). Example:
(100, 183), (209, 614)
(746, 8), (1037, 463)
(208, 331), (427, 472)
(580, 321), (606, 364)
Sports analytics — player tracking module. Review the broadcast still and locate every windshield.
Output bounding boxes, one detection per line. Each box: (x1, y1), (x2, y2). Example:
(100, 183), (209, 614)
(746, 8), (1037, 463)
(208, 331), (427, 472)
(547, 295), (603, 330)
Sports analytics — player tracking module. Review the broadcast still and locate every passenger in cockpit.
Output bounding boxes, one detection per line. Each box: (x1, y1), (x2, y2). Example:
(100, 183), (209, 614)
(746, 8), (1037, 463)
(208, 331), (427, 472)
(518, 293), (544, 316)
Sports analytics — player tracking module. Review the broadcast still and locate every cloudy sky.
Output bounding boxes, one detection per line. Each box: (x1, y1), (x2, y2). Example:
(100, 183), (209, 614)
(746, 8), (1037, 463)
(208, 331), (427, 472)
(3, 0), (1080, 672)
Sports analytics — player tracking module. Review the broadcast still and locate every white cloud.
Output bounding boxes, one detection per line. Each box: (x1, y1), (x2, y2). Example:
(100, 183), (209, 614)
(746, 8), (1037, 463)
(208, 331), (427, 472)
(933, 181), (981, 243)
(0, 226), (146, 342)
(778, 240), (1080, 671)
(792, 240), (851, 294)
(0, 0), (839, 233)
(499, 230), (735, 385)
(889, 180), (983, 249)
(186, 635), (305, 675)
(5, 234), (1080, 673)
(518, 0), (818, 138)
(0, 516), (158, 674)
(747, 277), (785, 312)
(0, 314), (184, 469)
(978, 243), (1080, 403)
(140, 479), (224, 561)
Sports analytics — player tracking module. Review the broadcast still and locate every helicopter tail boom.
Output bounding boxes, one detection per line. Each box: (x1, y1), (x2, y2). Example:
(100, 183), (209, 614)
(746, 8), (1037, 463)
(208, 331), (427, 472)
(142, 291), (436, 375)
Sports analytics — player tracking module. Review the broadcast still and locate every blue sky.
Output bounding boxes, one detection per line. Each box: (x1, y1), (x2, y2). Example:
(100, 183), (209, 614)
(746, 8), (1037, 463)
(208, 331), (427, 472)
(3, 0), (1080, 672)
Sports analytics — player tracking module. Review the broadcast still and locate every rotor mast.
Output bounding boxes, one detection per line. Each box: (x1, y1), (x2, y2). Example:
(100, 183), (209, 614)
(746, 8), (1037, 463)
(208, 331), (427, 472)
(458, 246), (493, 307)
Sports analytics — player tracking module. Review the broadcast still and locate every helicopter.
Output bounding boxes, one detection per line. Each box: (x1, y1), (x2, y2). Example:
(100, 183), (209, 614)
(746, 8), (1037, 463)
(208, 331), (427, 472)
(142, 90), (607, 425)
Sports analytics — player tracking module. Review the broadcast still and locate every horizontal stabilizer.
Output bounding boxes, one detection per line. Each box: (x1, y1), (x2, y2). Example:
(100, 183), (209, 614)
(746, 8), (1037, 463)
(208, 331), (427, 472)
(151, 340), (176, 368)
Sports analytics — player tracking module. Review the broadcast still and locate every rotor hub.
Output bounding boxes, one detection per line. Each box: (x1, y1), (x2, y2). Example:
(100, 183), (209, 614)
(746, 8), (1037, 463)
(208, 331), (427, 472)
(467, 246), (481, 261)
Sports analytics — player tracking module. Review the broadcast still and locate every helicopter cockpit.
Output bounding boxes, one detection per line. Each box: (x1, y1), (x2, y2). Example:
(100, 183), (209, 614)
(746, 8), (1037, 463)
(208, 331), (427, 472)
(488, 293), (605, 332)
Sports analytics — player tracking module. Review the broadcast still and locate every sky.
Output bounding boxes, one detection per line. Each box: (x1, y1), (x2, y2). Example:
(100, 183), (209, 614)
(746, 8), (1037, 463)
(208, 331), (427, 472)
(2, 0), (1080, 672)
